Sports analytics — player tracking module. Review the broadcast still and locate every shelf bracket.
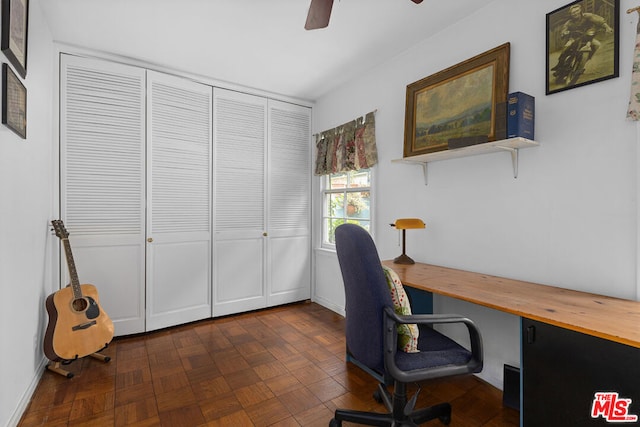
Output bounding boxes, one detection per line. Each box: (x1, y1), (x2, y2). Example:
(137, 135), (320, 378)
(411, 162), (429, 185)
(421, 163), (428, 185)
(496, 146), (519, 178)
(401, 161), (428, 185)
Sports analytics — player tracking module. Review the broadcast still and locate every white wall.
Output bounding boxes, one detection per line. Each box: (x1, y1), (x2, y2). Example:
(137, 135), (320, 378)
(312, 0), (639, 389)
(2, 0), (637, 423)
(0, 1), (54, 425)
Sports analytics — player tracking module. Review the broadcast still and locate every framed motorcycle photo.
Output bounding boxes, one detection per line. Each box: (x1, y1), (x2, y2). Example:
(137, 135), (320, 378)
(546, 0), (619, 95)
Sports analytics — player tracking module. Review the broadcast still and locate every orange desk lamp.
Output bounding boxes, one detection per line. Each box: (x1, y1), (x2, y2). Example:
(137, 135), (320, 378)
(391, 218), (425, 264)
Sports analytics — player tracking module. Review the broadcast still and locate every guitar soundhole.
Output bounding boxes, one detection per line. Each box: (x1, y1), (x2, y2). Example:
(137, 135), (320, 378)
(71, 298), (88, 312)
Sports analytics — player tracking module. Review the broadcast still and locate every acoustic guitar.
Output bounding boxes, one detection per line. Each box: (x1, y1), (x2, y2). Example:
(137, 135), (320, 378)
(44, 220), (114, 362)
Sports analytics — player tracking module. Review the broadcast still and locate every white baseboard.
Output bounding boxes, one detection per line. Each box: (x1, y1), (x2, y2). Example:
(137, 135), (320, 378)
(311, 296), (345, 317)
(7, 357), (48, 427)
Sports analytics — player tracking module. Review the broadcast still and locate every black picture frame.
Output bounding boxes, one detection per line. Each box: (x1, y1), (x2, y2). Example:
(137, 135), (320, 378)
(546, 0), (619, 95)
(1, 0), (29, 79)
(2, 63), (27, 138)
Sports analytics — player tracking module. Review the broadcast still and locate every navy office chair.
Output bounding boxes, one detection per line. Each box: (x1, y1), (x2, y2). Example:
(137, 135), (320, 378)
(331, 223), (483, 426)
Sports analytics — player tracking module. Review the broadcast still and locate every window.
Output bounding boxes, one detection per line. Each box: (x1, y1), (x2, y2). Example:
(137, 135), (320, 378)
(322, 169), (371, 246)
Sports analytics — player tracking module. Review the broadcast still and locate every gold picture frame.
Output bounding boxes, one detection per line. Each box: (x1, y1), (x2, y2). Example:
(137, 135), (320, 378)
(2, 63), (27, 138)
(403, 43), (510, 158)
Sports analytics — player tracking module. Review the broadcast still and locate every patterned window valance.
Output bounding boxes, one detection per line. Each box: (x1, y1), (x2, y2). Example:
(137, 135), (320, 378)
(314, 111), (377, 175)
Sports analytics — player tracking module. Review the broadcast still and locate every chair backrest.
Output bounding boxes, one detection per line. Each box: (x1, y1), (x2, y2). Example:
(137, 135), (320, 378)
(335, 223), (394, 375)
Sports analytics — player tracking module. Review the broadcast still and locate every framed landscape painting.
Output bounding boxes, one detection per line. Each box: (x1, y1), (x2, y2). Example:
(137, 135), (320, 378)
(404, 43), (510, 157)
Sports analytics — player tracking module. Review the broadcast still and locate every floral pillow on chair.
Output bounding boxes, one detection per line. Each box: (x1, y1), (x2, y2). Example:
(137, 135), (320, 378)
(382, 266), (419, 353)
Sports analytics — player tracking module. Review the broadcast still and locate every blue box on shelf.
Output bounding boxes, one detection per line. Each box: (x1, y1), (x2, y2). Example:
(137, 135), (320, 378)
(507, 92), (534, 140)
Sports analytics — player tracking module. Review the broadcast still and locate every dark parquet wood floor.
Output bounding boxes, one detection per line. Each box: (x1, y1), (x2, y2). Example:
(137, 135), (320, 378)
(19, 301), (519, 426)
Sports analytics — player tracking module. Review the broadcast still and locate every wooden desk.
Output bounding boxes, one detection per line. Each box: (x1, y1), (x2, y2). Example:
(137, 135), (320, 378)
(382, 261), (640, 348)
(382, 261), (640, 426)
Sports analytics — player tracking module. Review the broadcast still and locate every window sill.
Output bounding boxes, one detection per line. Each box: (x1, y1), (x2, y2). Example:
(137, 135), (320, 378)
(315, 246), (337, 255)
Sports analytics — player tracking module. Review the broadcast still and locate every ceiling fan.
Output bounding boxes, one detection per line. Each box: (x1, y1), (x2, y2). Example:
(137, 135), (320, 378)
(305, 0), (424, 30)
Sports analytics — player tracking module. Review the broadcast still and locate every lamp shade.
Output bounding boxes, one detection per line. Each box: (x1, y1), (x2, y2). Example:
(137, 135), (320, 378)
(393, 218), (425, 230)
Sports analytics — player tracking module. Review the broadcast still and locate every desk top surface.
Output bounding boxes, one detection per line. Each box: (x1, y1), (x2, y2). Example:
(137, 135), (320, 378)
(382, 261), (640, 348)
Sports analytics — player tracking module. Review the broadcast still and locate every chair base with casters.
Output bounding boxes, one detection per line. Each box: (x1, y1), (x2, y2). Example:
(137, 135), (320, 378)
(331, 382), (451, 426)
(331, 223), (483, 427)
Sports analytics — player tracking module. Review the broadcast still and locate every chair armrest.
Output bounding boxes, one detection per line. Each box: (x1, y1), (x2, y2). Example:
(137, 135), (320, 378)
(384, 308), (483, 359)
(383, 306), (483, 383)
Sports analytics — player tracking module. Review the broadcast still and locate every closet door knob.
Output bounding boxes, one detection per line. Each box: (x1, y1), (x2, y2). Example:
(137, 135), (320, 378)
(263, 232), (268, 237)
(147, 237), (153, 243)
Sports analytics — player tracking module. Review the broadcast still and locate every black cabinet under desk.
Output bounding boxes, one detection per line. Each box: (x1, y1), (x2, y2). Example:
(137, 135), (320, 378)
(522, 318), (640, 426)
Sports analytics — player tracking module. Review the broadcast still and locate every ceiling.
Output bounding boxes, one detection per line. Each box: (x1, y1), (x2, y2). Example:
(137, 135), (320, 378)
(39, 0), (490, 101)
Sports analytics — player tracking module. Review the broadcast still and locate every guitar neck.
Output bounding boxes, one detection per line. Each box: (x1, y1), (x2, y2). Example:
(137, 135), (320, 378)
(61, 238), (83, 299)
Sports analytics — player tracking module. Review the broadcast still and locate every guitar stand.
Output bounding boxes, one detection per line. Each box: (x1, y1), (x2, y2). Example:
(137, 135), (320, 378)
(47, 352), (112, 379)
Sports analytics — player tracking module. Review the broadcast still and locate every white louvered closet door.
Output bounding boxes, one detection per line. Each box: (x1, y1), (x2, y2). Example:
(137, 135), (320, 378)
(267, 100), (311, 306)
(60, 54), (146, 336)
(213, 89), (268, 316)
(146, 71), (212, 331)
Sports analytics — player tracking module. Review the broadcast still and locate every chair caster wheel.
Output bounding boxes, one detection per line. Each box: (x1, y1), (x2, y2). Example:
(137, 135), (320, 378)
(329, 418), (341, 427)
(439, 414), (451, 425)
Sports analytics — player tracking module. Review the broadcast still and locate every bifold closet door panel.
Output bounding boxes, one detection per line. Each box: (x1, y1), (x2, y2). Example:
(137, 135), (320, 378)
(212, 88), (268, 316)
(267, 100), (312, 306)
(146, 70), (212, 331)
(60, 54), (147, 336)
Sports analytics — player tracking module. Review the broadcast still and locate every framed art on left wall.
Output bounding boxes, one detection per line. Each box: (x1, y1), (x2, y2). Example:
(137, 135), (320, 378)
(1, 0), (29, 78)
(2, 63), (27, 138)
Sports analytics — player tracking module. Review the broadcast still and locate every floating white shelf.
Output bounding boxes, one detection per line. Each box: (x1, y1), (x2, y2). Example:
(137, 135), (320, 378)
(391, 137), (539, 185)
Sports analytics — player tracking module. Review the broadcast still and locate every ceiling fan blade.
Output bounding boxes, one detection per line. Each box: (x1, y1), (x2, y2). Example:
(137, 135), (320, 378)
(305, 0), (334, 30)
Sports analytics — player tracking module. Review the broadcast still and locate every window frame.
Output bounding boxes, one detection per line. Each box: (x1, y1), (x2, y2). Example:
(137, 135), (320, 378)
(320, 168), (373, 250)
